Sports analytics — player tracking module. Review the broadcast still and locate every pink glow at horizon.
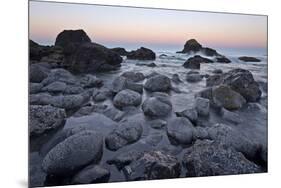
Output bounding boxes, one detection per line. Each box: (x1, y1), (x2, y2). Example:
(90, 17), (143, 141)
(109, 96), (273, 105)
(29, 1), (267, 50)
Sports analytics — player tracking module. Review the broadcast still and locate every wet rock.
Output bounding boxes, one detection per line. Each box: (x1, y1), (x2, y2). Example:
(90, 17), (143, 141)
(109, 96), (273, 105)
(41, 81), (67, 93)
(220, 108), (242, 124)
(72, 165), (110, 184)
(183, 55), (213, 69)
(183, 139), (261, 177)
(212, 69), (223, 74)
(113, 89), (142, 109)
(202, 47), (219, 56)
(41, 68), (77, 86)
(212, 85), (246, 110)
(195, 97), (210, 116)
(79, 74), (103, 88)
(30, 83), (43, 94)
(30, 105), (66, 136)
(144, 74), (171, 92)
(30, 64), (50, 83)
(186, 73), (203, 82)
(126, 81), (143, 94)
(206, 74), (222, 87)
(148, 119), (167, 129)
(127, 47), (156, 60)
(196, 87), (213, 100)
(92, 88), (112, 102)
(107, 150), (144, 170)
(121, 71), (145, 82)
(111, 47), (129, 56)
(125, 151), (181, 180)
(112, 76), (143, 94)
(216, 56), (231, 63)
(239, 56), (261, 62)
(55, 29), (91, 53)
(136, 62), (157, 67)
(142, 93), (172, 117)
(171, 74), (182, 84)
(175, 108), (198, 124)
(42, 130), (103, 176)
(105, 119), (143, 151)
(167, 117), (195, 145)
(73, 104), (107, 117)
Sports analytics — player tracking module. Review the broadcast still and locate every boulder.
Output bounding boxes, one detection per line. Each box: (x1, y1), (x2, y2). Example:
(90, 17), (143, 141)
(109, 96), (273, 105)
(124, 151), (181, 180)
(55, 29), (91, 54)
(220, 108), (242, 124)
(112, 76), (143, 94)
(30, 83), (43, 94)
(121, 71), (145, 82)
(42, 130), (103, 176)
(113, 89), (142, 109)
(63, 42), (122, 73)
(142, 93), (172, 117)
(178, 39), (202, 53)
(167, 117), (195, 145)
(186, 73), (203, 82)
(79, 74), (103, 88)
(206, 74), (222, 87)
(175, 108), (198, 124)
(144, 75), (171, 92)
(29, 105), (66, 136)
(92, 88), (112, 102)
(238, 56), (261, 62)
(30, 64), (49, 83)
(171, 74), (182, 84)
(41, 68), (77, 86)
(111, 47), (129, 56)
(195, 97), (210, 116)
(127, 47), (156, 60)
(212, 85), (246, 110)
(41, 81), (67, 93)
(72, 165), (110, 184)
(183, 139), (261, 177)
(216, 56), (231, 63)
(105, 119), (143, 151)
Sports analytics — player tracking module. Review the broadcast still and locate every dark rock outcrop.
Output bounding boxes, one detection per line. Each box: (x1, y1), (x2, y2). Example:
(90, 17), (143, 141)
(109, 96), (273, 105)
(29, 40), (52, 61)
(183, 55), (213, 69)
(183, 139), (261, 177)
(30, 105), (66, 136)
(216, 56), (231, 63)
(127, 47), (156, 60)
(111, 47), (129, 56)
(239, 56), (261, 62)
(42, 130), (103, 176)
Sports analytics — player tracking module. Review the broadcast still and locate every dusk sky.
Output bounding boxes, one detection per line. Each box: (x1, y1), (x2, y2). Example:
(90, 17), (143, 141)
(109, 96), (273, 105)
(29, 1), (267, 53)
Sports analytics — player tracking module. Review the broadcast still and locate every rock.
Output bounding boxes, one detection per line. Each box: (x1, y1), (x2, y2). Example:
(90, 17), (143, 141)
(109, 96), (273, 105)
(216, 56), (231, 63)
(220, 108), (242, 124)
(212, 85), (246, 110)
(195, 97), (210, 116)
(64, 42), (122, 73)
(127, 47), (156, 60)
(41, 81), (67, 93)
(29, 40), (52, 61)
(171, 74), (182, 84)
(73, 104), (107, 117)
(30, 92), (91, 110)
(178, 39), (202, 53)
(121, 71), (145, 82)
(42, 130), (103, 176)
(183, 139), (261, 177)
(55, 29), (91, 53)
(30, 83), (43, 94)
(111, 47), (129, 56)
(79, 74), (103, 88)
(142, 93), (172, 117)
(167, 117), (195, 145)
(212, 69), (223, 74)
(136, 62), (157, 67)
(202, 47), (219, 56)
(107, 150), (144, 170)
(159, 54), (168, 58)
(112, 76), (143, 94)
(186, 73), (203, 82)
(124, 151), (181, 180)
(29, 105), (66, 136)
(148, 119), (167, 129)
(238, 56), (261, 62)
(72, 165), (110, 184)
(195, 87), (213, 100)
(222, 69), (262, 102)
(113, 89), (142, 109)
(105, 119), (143, 151)
(144, 75), (171, 92)
(41, 68), (77, 86)
(206, 74), (222, 87)
(175, 108), (198, 124)
(206, 124), (260, 160)
(183, 55), (213, 69)
(30, 64), (49, 83)
(92, 88), (112, 102)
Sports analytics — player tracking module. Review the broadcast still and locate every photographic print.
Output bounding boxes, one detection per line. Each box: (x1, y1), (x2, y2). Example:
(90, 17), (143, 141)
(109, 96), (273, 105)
(29, 1), (268, 187)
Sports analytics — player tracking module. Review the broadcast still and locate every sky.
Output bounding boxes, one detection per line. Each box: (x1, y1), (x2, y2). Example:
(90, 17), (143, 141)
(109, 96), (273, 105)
(29, 1), (267, 53)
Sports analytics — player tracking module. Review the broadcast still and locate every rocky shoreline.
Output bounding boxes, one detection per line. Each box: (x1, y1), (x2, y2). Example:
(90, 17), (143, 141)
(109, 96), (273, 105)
(29, 29), (267, 187)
